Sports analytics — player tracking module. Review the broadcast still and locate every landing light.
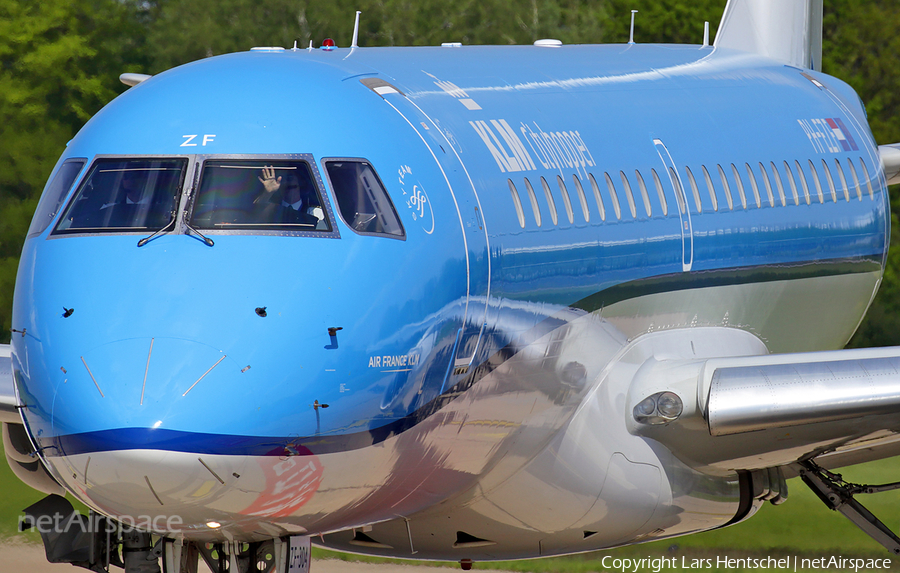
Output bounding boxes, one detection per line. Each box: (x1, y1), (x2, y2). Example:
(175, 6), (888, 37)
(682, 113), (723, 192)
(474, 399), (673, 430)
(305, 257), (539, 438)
(633, 391), (683, 425)
(206, 521), (222, 529)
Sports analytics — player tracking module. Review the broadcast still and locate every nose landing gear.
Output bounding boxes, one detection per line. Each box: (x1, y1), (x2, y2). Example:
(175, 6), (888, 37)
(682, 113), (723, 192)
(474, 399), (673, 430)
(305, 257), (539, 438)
(163, 538), (297, 573)
(22, 493), (312, 573)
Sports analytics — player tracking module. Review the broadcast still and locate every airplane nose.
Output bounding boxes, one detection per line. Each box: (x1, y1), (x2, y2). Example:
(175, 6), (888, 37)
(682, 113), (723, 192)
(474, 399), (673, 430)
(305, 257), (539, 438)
(59, 439), (325, 536)
(42, 336), (329, 531)
(52, 337), (240, 436)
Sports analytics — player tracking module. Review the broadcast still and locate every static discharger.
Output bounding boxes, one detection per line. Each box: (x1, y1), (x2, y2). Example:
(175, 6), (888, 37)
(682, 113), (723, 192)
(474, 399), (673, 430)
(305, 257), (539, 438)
(140, 338), (153, 406)
(81, 357), (104, 397)
(182, 355), (227, 396)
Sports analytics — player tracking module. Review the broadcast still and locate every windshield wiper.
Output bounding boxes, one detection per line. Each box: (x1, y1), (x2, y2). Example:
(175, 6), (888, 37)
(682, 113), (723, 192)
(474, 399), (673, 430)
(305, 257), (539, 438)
(183, 221), (214, 247)
(137, 216), (176, 247)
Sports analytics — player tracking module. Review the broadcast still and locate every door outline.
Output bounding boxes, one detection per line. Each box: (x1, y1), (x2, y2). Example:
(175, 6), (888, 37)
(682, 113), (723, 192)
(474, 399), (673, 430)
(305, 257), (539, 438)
(653, 139), (693, 272)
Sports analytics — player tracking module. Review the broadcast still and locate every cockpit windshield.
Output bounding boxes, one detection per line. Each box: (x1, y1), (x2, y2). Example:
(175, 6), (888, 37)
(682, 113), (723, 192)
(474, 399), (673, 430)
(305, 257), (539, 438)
(324, 160), (404, 239)
(54, 158), (186, 233)
(190, 160), (331, 231)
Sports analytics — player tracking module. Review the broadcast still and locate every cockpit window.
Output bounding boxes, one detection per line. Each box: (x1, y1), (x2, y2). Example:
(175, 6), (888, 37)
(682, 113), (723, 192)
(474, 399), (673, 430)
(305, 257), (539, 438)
(54, 158), (186, 233)
(324, 160), (404, 239)
(190, 160), (331, 231)
(28, 158), (86, 238)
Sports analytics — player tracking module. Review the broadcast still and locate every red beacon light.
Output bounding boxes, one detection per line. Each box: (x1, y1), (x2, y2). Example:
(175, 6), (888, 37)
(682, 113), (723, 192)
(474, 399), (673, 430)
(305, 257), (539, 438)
(321, 38), (337, 51)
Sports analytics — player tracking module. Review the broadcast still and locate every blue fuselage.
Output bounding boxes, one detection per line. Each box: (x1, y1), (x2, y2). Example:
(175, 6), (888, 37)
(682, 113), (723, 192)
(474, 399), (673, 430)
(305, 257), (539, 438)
(10, 43), (889, 544)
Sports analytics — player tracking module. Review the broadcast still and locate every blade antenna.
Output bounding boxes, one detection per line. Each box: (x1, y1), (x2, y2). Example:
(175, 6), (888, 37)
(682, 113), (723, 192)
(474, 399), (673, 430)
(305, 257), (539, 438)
(628, 10), (638, 45)
(351, 11), (362, 48)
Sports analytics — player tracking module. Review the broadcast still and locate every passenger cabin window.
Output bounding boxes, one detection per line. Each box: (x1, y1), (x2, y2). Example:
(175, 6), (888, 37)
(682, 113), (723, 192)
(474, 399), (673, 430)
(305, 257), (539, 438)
(783, 161), (800, 206)
(860, 158), (874, 198)
(325, 160), (403, 238)
(557, 175), (575, 224)
(651, 169), (668, 215)
(807, 160), (825, 203)
(717, 164), (734, 210)
(758, 163), (775, 207)
(769, 162), (787, 207)
(524, 178), (542, 226)
(572, 174), (590, 223)
(834, 159), (851, 202)
(29, 158), (86, 237)
(619, 171), (637, 219)
(744, 163), (762, 208)
(731, 163), (747, 209)
(55, 158), (186, 233)
(604, 172), (622, 220)
(684, 166), (702, 213)
(702, 165), (718, 211)
(192, 160), (332, 232)
(847, 159), (863, 200)
(588, 174), (606, 221)
(794, 160), (811, 204)
(820, 159), (838, 202)
(508, 179), (526, 228)
(634, 170), (652, 217)
(540, 177), (559, 225)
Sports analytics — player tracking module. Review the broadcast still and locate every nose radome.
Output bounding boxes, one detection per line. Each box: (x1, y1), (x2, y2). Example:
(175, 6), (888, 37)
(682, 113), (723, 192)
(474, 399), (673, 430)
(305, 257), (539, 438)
(61, 444), (324, 535)
(55, 337), (243, 432)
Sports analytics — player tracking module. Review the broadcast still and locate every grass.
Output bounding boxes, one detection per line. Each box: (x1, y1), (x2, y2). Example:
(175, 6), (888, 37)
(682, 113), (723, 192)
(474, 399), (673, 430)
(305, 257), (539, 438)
(3, 443), (900, 571)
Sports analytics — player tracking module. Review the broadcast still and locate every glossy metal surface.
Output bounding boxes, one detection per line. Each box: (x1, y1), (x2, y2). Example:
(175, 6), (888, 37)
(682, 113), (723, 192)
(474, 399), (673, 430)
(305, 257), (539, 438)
(881, 144), (900, 185)
(0, 345), (18, 423)
(708, 349), (900, 436)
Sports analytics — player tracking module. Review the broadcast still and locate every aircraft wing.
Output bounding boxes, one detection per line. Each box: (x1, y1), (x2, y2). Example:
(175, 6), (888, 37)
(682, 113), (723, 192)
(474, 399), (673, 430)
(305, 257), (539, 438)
(630, 346), (900, 478)
(0, 343), (64, 495)
(881, 144), (900, 186)
(0, 344), (18, 424)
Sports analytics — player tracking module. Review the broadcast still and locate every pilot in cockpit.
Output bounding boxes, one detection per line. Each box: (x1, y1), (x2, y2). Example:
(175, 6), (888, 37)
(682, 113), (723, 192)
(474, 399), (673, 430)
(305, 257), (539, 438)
(256, 166), (326, 228)
(95, 169), (173, 229)
(101, 170), (151, 209)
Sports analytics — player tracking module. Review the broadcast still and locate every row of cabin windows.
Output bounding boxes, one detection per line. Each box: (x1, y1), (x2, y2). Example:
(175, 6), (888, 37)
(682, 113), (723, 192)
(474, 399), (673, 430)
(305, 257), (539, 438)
(508, 156), (876, 229)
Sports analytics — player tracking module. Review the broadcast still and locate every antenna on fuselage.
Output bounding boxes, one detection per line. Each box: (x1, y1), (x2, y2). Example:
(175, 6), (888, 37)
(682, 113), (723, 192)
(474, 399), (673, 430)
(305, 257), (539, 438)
(628, 10), (638, 45)
(702, 21), (710, 47)
(351, 11), (362, 48)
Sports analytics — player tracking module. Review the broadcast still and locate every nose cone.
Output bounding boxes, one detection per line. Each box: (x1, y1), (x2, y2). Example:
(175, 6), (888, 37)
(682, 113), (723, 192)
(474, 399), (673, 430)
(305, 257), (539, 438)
(55, 443), (325, 538)
(37, 336), (329, 537)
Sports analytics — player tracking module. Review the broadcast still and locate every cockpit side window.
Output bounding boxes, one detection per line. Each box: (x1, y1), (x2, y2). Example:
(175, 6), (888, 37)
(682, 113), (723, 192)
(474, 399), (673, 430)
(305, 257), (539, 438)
(28, 158), (86, 238)
(324, 160), (405, 239)
(54, 158), (186, 233)
(190, 160), (332, 232)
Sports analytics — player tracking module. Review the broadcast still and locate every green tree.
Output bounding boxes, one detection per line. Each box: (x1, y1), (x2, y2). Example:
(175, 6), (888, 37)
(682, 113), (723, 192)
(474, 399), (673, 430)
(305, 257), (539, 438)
(144, 0), (725, 71)
(824, 1), (900, 347)
(0, 0), (149, 342)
